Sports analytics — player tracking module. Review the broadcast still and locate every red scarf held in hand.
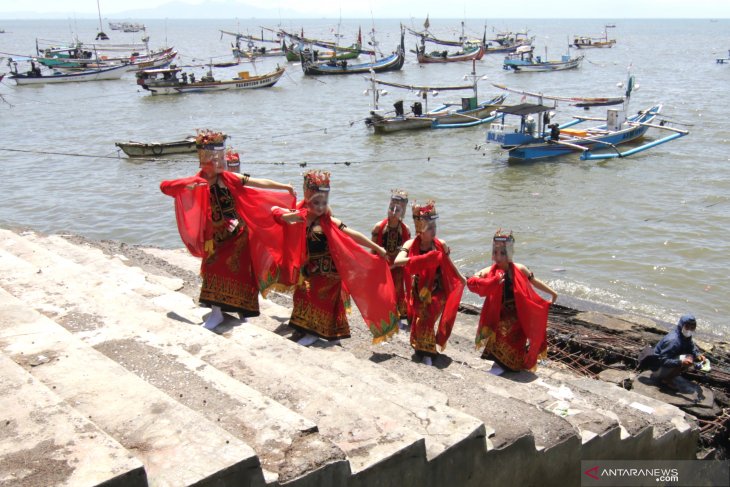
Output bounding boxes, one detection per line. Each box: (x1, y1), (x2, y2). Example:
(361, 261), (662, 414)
(272, 203), (399, 343)
(160, 171), (296, 294)
(467, 263), (551, 369)
(405, 236), (465, 349)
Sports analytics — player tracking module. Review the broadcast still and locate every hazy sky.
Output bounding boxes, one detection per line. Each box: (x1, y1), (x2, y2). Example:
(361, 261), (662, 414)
(3, 0), (730, 18)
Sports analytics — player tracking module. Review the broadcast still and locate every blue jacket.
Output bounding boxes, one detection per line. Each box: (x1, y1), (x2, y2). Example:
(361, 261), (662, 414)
(653, 324), (700, 369)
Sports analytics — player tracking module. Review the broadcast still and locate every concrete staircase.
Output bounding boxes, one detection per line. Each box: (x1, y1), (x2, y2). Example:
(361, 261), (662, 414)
(0, 228), (698, 487)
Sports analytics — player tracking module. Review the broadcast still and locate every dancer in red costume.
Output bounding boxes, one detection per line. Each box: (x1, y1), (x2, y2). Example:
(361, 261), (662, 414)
(467, 231), (558, 374)
(371, 189), (411, 328)
(394, 201), (465, 366)
(160, 130), (296, 330)
(273, 170), (399, 346)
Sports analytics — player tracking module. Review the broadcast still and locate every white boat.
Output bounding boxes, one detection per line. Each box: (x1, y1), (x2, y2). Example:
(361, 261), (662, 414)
(115, 136), (197, 157)
(9, 63), (128, 85)
(136, 65), (285, 95)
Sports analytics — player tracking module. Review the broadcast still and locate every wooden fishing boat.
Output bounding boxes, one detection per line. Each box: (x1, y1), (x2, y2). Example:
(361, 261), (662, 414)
(364, 66), (506, 133)
(136, 65), (285, 95)
(115, 136), (197, 157)
(9, 62), (128, 85)
(283, 41), (361, 62)
(302, 29), (404, 76)
(484, 31), (534, 54)
(572, 25), (616, 49)
(37, 47), (176, 70)
(503, 46), (583, 72)
(407, 19), (483, 48)
(485, 78), (688, 161)
(716, 50), (730, 64)
(415, 41), (485, 63)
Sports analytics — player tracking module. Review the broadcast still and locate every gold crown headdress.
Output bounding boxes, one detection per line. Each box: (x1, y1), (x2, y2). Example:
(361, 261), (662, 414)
(390, 188), (409, 202)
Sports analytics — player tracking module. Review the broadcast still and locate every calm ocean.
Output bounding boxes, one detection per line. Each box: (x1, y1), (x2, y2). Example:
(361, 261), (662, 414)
(0, 18), (728, 338)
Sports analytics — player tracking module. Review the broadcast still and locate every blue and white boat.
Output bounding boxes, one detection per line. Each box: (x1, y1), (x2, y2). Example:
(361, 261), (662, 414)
(503, 45), (583, 72)
(486, 77), (688, 161)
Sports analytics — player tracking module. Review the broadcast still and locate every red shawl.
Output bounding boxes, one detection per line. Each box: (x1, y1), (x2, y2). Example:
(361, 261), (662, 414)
(405, 236), (465, 350)
(373, 218), (410, 262)
(467, 263), (551, 368)
(272, 203), (399, 343)
(160, 171), (296, 294)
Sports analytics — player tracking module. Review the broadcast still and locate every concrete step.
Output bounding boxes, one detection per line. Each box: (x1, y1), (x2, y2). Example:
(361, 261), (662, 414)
(0, 229), (348, 486)
(0, 352), (147, 487)
(0, 286), (263, 487)
(142, 244), (698, 485)
(139, 248), (582, 486)
(13, 229), (490, 487)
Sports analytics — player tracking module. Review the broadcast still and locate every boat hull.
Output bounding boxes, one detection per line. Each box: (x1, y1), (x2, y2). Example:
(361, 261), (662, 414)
(302, 50), (404, 75)
(141, 67), (285, 95)
(11, 64), (128, 84)
(416, 44), (485, 63)
(489, 107), (660, 161)
(367, 96), (505, 133)
(504, 56), (584, 72)
(115, 138), (197, 157)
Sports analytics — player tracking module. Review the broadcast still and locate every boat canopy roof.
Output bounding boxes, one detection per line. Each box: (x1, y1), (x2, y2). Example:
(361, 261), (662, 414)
(140, 67), (182, 74)
(498, 103), (553, 116)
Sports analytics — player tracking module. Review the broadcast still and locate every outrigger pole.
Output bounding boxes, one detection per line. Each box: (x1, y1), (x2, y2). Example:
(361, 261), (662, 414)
(580, 125), (689, 160)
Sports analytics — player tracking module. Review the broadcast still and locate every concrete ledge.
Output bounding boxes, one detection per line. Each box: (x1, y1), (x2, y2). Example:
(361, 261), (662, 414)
(0, 286), (264, 487)
(0, 353), (147, 487)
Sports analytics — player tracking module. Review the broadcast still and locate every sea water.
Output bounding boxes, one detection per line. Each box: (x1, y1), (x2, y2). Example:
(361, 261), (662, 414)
(0, 18), (728, 338)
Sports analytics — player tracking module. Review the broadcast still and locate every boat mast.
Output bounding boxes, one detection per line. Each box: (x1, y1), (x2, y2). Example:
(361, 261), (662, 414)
(95, 0), (108, 40)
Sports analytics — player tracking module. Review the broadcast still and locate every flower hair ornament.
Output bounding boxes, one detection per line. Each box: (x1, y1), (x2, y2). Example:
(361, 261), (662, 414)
(412, 200), (438, 234)
(225, 148), (240, 171)
(196, 129), (227, 172)
(303, 170), (331, 196)
(195, 129), (227, 148)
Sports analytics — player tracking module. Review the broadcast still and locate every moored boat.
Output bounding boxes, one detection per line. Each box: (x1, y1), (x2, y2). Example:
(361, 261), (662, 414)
(136, 65), (285, 95)
(485, 77), (688, 161)
(9, 62), (128, 85)
(415, 41), (485, 63)
(115, 136), (198, 157)
(572, 25), (616, 49)
(503, 46), (583, 72)
(364, 64), (506, 134)
(302, 28), (404, 76)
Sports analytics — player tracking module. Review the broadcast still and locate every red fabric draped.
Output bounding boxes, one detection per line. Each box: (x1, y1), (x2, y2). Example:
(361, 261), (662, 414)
(405, 236), (465, 349)
(160, 175), (210, 258)
(467, 263), (551, 369)
(274, 203), (399, 343)
(320, 215), (399, 342)
(160, 171), (296, 294)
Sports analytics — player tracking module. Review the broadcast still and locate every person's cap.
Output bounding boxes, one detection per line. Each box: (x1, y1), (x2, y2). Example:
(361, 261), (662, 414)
(678, 314), (697, 328)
